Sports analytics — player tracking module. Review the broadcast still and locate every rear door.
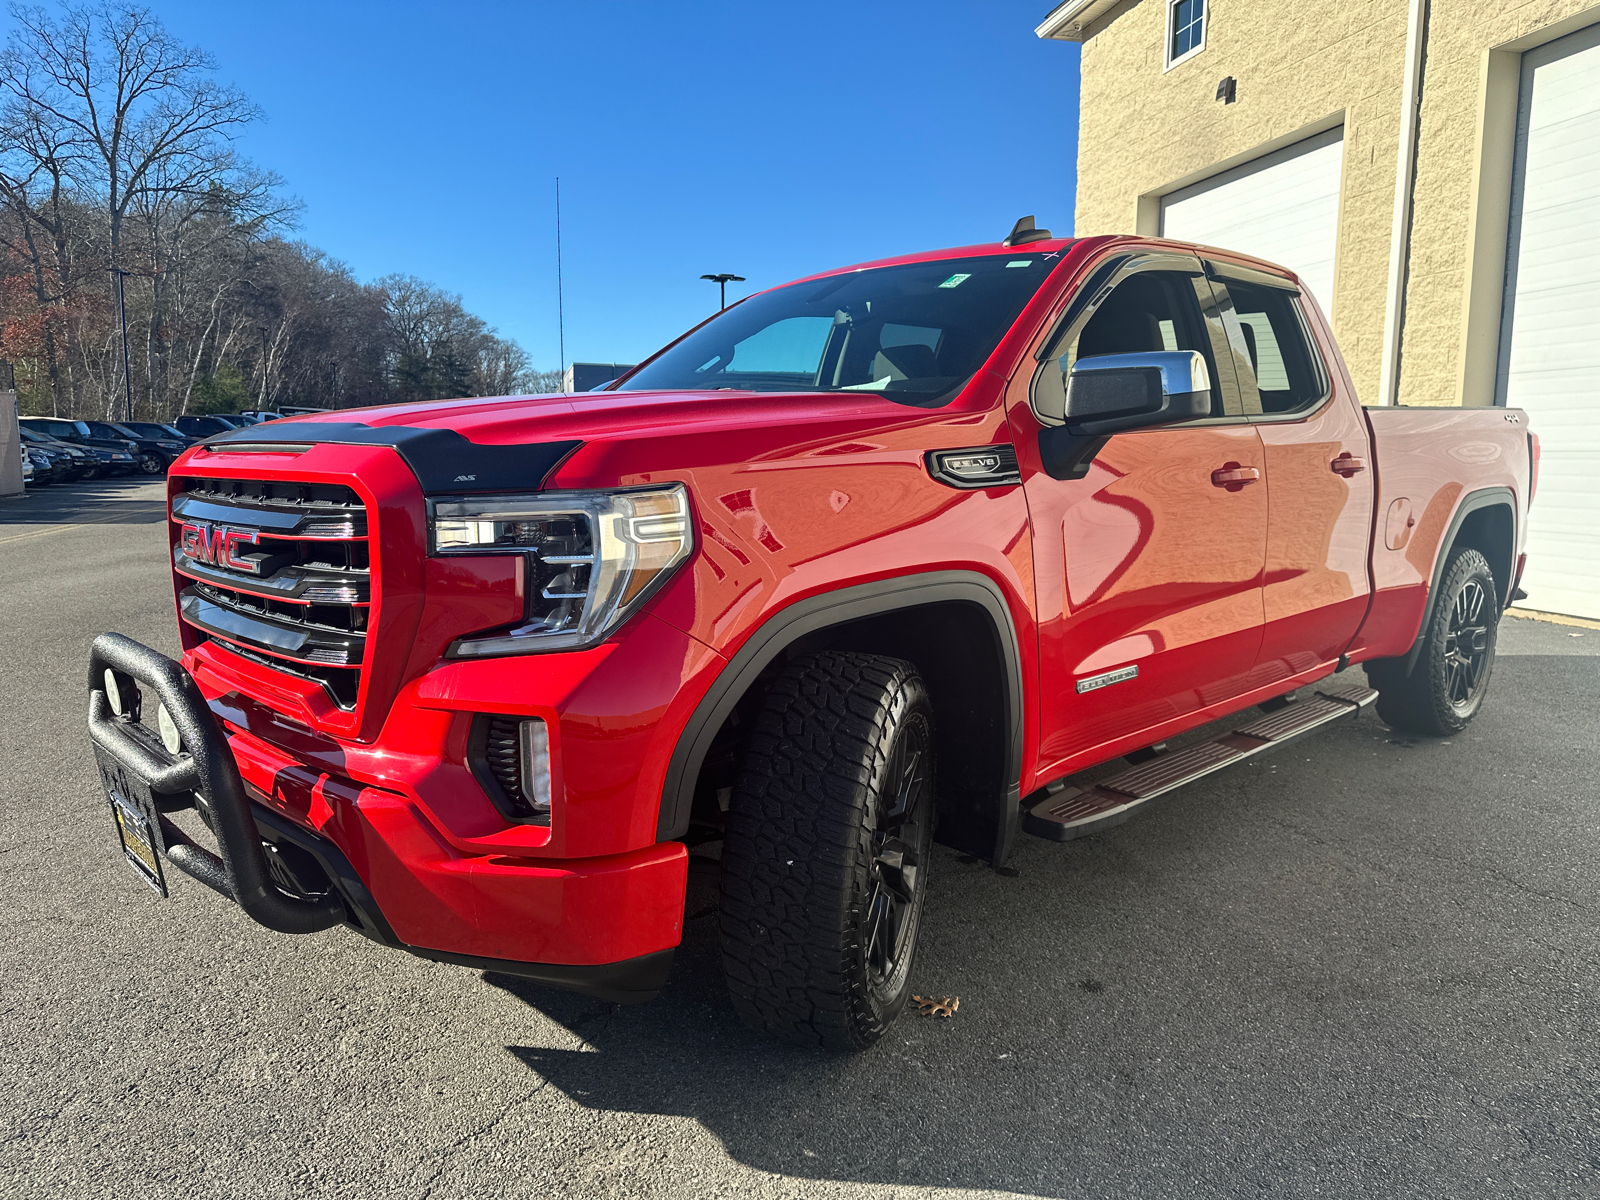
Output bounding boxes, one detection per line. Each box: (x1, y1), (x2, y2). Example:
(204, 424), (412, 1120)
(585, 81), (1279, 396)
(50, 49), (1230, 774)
(1205, 261), (1374, 679)
(1018, 252), (1269, 773)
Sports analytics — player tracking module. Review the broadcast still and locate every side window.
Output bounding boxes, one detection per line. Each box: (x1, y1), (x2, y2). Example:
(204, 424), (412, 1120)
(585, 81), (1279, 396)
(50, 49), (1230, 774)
(1046, 270), (1226, 418)
(1214, 278), (1325, 415)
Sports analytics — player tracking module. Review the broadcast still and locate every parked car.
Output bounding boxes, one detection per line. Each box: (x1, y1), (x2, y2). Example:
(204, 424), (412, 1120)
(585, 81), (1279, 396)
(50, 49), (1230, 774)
(173, 414), (245, 439)
(238, 410), (284, 422)
(19, 418), (139, 475)
(118, 421), (198, 448)
(24, 448), (58, 483)
(85, 229), (1536, 1051)
(103, 421), (188, 475)
(19, 427), (98, 481)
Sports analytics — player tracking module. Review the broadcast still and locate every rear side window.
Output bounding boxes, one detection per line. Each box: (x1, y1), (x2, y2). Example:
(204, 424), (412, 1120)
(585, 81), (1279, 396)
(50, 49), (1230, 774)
(1217, 279), (1324, 415)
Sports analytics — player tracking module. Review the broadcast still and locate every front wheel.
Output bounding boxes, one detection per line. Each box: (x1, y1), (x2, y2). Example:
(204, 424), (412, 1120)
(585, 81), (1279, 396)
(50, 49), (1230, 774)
(137, 453), (165, 475)
(1370, 547), (1500, 736)
(719, 652), (935, 1051)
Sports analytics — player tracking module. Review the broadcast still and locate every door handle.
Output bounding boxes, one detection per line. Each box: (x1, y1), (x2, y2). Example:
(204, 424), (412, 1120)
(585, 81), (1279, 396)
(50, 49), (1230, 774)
(1210, 463), (1260, 489)
(1331, 452), (1367, 476)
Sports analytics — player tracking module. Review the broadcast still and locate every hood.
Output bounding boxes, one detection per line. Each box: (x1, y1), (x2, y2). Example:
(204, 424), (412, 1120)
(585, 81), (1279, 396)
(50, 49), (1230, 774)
(272, 387), (948, 446)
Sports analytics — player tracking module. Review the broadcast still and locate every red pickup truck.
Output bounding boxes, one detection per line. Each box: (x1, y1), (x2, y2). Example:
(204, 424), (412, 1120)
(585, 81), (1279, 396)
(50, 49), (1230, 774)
(88, 224), (1537, 1051)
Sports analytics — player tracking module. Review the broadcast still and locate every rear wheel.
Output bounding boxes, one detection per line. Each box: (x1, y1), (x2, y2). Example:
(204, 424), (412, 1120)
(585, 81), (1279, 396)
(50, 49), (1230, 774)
(1370, 547), (1499, 736)
(719, 652), (934, 1051)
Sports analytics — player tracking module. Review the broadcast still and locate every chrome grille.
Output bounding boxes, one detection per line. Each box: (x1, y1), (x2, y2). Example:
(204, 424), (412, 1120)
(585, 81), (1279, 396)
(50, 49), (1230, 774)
(173, 477), (371, 710)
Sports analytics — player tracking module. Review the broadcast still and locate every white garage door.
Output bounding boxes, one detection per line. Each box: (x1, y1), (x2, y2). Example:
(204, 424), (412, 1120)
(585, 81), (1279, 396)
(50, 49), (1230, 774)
(1497, 23), (1600, 620)
(1159, 127), (1344, 317)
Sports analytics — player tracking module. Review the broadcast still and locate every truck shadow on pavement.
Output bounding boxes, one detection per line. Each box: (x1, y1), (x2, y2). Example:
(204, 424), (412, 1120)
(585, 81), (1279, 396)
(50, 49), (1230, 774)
(480, 857), (1068, 1196)
(1, 477), (168, 526)
(488, 845), (1128, 1198)
(483, 654), (1600, 1197)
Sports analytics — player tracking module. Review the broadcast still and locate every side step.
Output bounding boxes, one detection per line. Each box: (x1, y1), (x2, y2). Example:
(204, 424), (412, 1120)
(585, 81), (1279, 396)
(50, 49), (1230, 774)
(1023, 683), (1377, 842)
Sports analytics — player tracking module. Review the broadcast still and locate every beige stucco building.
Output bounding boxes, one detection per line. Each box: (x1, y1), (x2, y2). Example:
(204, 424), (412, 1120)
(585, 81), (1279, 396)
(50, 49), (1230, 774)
(1038, 0), (1600, 617)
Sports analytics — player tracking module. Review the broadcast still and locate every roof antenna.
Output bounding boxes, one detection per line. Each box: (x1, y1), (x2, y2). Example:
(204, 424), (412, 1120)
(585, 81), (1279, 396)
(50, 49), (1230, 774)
(1003, 215), (1053, 247)
(556, 176), (566, 387)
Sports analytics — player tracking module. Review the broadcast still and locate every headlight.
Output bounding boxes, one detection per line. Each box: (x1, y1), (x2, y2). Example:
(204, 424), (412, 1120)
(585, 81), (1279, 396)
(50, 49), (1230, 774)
(159, 441), (182, 450)
(432, 484), (693, 656)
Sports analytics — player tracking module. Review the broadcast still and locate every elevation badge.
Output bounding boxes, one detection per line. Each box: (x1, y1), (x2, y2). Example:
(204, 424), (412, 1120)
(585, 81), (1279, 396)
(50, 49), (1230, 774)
(1075, 664), (1139, 694)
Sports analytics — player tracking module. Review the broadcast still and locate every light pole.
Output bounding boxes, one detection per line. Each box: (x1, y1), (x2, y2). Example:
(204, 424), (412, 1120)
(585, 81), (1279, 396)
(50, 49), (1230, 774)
(700, 273), (745, 311)
(110, 267), (135, 421)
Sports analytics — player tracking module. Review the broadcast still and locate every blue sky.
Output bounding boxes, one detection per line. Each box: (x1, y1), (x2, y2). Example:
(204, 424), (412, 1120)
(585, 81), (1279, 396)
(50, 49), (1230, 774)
(6, 2), (1080, 370)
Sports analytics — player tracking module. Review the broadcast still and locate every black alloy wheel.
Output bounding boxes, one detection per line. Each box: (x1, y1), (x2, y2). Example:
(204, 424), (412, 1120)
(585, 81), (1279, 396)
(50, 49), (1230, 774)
(1442, 575), (1492, 716)
(1371, 546), (1500, 736)
(720, 652), (936, 1051)
(137, 452), (165, 475)
(863, 714), (932, 993)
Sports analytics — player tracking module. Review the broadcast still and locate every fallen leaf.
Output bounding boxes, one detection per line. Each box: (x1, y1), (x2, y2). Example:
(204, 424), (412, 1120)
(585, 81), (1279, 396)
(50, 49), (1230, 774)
(912, 994), (959, 1018)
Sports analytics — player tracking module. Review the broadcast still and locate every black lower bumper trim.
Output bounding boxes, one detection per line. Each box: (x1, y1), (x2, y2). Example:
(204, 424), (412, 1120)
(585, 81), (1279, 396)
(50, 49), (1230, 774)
(409, 947), (677, 1005)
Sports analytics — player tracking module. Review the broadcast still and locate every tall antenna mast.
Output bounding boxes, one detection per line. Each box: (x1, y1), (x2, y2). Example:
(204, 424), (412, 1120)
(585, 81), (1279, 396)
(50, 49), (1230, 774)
(555, 176), (566, 386)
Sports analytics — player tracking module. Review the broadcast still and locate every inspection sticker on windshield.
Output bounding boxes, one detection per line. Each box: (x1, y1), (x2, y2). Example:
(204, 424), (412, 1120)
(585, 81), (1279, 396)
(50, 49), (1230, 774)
(937, 273), (972, 288)
(1006, 260), (1033, 268)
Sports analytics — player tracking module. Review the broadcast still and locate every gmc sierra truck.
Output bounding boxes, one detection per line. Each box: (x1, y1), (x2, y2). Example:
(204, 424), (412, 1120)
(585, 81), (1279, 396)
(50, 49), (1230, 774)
(87, 223), (1537, 1051)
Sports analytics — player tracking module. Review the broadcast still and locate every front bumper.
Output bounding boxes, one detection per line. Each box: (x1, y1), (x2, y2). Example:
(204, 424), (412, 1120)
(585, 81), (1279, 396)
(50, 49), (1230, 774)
(86, 633), (683, 1003)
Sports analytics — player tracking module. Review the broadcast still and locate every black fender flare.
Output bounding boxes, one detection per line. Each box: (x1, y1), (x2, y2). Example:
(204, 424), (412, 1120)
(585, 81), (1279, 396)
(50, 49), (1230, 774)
(656, 570), (1026, 860)
(1402, 485), (1517, 676)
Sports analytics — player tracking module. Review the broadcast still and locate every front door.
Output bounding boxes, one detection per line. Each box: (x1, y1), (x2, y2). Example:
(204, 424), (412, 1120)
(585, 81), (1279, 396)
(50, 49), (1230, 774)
(1015, 255), (1269, 777)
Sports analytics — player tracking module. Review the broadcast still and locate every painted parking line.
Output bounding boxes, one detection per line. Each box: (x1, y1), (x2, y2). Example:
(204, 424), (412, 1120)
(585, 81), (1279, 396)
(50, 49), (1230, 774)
(0, 511), (160, 546)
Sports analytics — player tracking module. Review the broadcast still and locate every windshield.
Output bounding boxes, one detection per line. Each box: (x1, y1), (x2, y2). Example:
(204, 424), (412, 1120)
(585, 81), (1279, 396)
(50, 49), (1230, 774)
(617, 252), (1061, 406)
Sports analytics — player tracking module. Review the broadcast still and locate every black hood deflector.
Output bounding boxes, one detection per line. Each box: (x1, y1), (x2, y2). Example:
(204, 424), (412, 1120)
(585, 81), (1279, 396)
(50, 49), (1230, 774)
(204, 421), (582, 494)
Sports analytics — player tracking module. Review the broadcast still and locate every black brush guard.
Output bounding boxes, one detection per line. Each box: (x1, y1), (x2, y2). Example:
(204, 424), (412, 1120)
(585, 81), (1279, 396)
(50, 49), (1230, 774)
(87, 631), (346, 934)
(84, 632), (675, 1002)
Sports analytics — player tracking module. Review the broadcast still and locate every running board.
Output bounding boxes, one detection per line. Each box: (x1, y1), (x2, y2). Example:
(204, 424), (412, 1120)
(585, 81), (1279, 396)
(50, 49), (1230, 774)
(1023, 683), (1378, 842)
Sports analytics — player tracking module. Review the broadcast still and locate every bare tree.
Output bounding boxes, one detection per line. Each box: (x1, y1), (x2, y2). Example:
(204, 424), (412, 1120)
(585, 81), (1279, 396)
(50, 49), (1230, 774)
(0, 5), (555, 420)
(1, 4), (260, 269)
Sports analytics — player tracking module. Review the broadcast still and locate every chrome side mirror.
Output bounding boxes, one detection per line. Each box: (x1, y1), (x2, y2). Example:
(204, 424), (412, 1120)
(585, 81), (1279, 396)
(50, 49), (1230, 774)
(1040, 350), (1212, 481)
(1064, 350), (1211, 430)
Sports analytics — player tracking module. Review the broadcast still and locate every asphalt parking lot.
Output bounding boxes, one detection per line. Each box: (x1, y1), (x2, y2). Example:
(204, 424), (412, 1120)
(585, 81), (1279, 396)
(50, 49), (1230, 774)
(3, 476), (1597, 1200)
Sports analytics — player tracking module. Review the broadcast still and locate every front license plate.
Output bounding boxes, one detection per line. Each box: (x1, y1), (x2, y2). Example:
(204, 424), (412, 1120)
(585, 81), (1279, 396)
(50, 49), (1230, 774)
(94, 746), (168, 897)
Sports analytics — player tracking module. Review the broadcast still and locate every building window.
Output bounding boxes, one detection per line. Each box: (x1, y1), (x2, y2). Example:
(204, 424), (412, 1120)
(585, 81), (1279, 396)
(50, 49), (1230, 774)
(1166, 0), (1206, 69)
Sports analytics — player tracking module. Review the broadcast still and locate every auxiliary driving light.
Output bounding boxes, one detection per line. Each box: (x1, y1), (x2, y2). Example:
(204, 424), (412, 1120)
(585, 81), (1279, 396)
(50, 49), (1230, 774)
(103, 668), (140, 722)
(156, 703), (183, 756)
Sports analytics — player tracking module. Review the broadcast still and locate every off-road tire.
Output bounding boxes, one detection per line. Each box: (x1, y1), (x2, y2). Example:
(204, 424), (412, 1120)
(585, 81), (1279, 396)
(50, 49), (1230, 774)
(1370, 547), (1499, 737)
(719, 652), (935, 1051)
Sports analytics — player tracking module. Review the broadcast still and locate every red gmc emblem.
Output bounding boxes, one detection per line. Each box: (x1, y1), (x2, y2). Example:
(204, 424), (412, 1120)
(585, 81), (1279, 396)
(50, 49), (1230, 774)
(179, 521), (261, 574)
